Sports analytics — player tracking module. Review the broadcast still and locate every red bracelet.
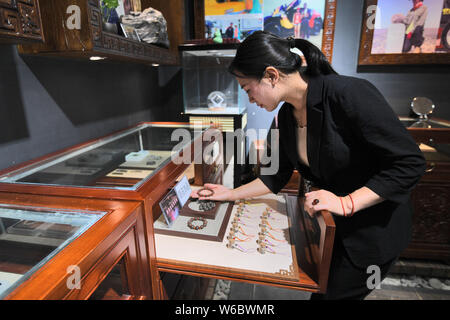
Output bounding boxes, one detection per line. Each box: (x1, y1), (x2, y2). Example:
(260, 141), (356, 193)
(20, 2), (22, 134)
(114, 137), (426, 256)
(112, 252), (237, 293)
(339, 197), (346, 217)
(348, 194), (355, 217)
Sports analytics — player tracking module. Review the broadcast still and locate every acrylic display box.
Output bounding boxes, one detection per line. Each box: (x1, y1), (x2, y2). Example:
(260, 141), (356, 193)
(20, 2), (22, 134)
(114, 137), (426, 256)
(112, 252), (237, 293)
(180, 43), (246, 115)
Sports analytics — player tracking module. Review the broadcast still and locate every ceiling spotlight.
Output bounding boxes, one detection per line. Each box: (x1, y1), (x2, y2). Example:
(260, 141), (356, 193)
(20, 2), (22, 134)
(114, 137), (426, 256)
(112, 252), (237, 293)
(90, 56), (107, 61)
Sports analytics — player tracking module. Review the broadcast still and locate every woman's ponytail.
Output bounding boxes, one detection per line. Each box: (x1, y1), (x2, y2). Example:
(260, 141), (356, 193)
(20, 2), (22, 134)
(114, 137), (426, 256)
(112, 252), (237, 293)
(291, 38), (337, 77)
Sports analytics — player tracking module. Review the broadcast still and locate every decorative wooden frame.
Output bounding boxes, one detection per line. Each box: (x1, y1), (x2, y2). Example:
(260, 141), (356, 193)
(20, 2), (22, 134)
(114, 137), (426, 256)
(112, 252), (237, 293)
(0, 0), (44, 43)
(321, 0), (338, 63)
(88, 0), (176, 64)
(192, 0), (337, 63)
(359, 0), (450, 65)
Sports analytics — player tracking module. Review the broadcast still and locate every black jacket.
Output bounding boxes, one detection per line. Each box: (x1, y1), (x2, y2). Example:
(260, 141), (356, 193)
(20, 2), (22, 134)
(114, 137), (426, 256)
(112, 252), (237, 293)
(259, 74), (426, 267)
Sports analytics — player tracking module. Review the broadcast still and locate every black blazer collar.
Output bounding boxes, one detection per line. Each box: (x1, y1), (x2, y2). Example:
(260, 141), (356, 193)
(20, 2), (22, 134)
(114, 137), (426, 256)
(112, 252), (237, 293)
(306, 75), (324, 180)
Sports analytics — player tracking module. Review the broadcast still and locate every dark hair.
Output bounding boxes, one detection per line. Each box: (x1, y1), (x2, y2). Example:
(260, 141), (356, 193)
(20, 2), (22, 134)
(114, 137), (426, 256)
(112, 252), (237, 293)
(228, 31), (337, 79)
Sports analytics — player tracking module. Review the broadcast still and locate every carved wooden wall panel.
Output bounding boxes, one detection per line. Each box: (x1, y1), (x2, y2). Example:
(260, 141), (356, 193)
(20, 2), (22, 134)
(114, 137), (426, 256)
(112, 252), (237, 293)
(18, 0), (178, 65)
(0, 0), (42, 43)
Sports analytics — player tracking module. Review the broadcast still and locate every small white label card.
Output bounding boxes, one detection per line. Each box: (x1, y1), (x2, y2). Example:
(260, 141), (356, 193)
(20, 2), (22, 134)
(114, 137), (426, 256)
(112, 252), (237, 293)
(174, 175), (191, 207)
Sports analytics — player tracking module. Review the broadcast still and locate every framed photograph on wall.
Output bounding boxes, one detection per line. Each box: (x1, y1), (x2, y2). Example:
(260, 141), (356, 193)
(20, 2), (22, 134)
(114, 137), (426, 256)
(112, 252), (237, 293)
(116, 0), (140, 17)
(198, 0), (337, 63)
(359, 0), (450, 65)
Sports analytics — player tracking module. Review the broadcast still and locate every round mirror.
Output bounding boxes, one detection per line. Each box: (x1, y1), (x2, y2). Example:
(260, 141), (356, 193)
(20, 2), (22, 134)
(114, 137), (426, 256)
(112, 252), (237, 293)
(411, 97), (435, 120)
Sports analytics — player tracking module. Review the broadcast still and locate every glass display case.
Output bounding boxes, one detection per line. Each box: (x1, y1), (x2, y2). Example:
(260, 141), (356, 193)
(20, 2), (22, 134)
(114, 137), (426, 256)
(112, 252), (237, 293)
(180, 44), (246, 115)
(0, 122), (222, 299)
(0, 205), (105, 299)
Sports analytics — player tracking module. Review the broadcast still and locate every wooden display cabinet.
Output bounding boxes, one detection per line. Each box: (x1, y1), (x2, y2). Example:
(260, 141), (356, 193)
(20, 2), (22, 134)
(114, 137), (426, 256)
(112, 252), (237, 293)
(0, 121), (336, 298)
(399, 117), (450, 263)
(0, 192), (149, 300)
(17, 0), (187, 65)
(0, 122), (221, 299)
(0, 0), (43, 43)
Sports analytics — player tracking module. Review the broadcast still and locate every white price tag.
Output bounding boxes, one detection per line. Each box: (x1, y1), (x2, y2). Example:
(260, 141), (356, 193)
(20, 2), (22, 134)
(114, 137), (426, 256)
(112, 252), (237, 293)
(174, 175), (191, 207)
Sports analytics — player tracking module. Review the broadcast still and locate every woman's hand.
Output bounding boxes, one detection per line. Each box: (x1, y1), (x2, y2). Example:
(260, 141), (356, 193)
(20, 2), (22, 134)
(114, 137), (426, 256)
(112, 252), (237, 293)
(304, 189), (349, 218)
(190, 184), (235, 202)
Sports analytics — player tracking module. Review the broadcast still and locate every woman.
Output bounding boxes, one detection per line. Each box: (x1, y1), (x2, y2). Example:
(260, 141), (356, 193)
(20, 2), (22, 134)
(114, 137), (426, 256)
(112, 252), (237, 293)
(192, 31), (426, 300)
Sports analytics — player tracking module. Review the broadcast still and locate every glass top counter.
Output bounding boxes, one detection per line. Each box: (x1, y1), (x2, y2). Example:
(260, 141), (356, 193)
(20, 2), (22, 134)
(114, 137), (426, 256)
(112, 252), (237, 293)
(0, 123), (203, 191)
(400, 117), (450, 160)
(0, 205), (105, 299)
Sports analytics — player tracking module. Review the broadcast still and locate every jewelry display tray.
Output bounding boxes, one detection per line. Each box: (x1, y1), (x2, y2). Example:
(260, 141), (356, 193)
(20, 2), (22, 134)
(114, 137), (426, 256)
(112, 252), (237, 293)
(153, 200), (233, 242)
(154, 194), (299, 282)
(179, 198), (219, 219)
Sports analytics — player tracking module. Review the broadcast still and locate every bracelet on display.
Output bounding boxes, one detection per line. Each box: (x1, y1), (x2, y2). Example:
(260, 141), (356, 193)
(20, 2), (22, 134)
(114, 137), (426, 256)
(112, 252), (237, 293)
(198, 200), (216, 211)
(197, 187), (214, 198)
(187, 217), (208, 230)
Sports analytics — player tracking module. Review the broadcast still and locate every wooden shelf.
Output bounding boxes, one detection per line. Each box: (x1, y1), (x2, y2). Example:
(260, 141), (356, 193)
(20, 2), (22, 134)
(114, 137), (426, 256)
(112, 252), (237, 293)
(18, 0), (183, 65)
(0, 0), (44, 44)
